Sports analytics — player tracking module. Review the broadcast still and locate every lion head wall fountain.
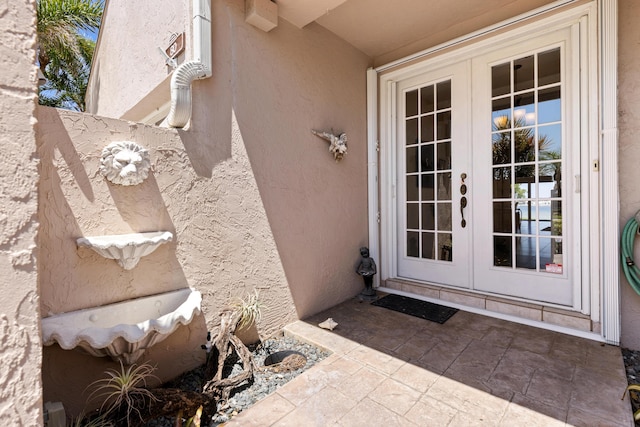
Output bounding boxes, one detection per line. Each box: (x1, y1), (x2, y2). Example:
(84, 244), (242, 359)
(41, 140), (202, 364)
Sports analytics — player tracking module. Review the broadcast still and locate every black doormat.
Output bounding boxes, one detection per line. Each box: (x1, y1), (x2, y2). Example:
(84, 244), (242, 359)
(372, 294), (458, 324)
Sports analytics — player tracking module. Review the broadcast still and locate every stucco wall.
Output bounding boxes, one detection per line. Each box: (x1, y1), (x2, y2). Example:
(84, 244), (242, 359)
(618, 0), (640, 349)
(87, 0), (372, 318)
(85, 0), (188, 118)
(0, 0), (43, 424)
(36, 104), (300, 414)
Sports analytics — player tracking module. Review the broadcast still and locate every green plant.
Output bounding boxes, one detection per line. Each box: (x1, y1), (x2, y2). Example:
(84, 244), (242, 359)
(87, 361), (158, 425)
(232, 289), (262, 331)
(67, 412), (114, 427)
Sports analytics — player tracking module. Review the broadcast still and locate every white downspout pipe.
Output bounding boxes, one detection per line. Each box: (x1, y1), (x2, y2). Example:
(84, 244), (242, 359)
(167, 0), (212, 128)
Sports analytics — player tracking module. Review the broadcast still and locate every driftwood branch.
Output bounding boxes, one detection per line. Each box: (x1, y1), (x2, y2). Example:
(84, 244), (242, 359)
(104, 306), (257, 425)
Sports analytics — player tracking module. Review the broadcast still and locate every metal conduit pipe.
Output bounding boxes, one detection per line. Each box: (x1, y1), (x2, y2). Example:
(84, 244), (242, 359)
(168, 0), (212, 128)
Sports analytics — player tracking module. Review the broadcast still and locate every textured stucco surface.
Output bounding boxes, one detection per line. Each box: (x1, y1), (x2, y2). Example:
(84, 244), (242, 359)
(88, 0), (372, 318)
(85, 1), (188, 118)
(0, 0), (43, 424)
(618, 0), (640, 349)
(36, 104), (303, 414)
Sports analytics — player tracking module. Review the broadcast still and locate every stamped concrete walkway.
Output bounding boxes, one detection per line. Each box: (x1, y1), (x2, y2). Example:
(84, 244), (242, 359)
(229, 297), (633, 426)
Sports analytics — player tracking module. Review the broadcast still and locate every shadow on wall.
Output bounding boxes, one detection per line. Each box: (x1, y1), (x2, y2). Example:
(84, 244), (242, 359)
(36, 106), (207, 417)
(37, 107), (191, 316)
(176, 70), (232, 178)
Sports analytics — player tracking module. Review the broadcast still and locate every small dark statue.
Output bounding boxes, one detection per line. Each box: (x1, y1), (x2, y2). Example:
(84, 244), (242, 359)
(357, 246), (378, 301)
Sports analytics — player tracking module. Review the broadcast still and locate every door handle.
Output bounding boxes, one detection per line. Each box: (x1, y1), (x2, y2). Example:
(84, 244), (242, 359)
(460, 173), (468, 228)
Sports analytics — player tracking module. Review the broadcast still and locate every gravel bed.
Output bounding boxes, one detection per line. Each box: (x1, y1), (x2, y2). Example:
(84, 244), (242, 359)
(144, 335), (330, 426)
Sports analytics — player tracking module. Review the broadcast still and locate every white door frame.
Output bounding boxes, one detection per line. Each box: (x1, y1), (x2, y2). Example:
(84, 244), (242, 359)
(366, 0), (620, 344)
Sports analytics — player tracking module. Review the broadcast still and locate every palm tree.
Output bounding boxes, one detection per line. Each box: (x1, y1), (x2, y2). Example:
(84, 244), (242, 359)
(37, 0), (103, 111)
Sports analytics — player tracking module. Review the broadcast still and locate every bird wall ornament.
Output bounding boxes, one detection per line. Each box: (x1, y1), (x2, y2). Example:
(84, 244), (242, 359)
(311, 129), (348, 162)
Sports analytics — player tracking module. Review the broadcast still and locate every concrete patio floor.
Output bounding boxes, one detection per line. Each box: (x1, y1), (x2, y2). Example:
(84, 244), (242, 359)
(229, 295), (634, 426)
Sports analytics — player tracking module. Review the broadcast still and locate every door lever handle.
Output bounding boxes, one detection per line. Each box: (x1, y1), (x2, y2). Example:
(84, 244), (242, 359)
(460, 173), (468, 228)
(460, 196), (467, 228)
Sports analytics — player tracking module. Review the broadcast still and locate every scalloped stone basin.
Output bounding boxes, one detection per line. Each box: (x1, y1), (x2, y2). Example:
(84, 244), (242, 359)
(42, 288), (201, 364)
(77, 231), (173, 270)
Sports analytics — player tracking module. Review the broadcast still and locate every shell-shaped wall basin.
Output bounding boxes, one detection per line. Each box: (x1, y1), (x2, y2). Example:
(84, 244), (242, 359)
(77, 231), (173, 270)
(42, 288), (202, 364)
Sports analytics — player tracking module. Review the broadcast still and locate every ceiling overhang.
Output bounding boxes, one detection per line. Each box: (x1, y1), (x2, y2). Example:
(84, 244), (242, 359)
(275, 0), (348, 29)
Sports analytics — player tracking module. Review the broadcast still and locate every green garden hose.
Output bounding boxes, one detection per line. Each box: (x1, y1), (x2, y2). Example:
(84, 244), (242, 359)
(622, 211), (640, 295)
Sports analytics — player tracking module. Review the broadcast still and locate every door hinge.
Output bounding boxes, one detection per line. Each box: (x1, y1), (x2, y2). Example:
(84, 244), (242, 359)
(377, 211), (381, 223)
(376, 140), (380, 152)
(575, 174), (581, 193)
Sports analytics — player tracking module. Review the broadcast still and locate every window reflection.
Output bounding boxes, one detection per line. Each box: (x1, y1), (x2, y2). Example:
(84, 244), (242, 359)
(491, 48), (564, 273)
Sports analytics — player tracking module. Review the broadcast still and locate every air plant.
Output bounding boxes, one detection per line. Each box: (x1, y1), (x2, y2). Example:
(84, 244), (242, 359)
(87, 361), (159, 425)
(231, 289), (262, 332)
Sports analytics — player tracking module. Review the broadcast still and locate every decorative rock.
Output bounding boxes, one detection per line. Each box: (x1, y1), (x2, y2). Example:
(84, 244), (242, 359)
(318, 317), (338, 331)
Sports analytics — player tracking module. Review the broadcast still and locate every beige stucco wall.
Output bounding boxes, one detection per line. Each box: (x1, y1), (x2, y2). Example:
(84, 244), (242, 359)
(0, 0), (43, 424)
(87, 0), (372, 317)
(85, 1), (188, 118)
(618, 0), (640, 349)
(42, 0), (370, 415)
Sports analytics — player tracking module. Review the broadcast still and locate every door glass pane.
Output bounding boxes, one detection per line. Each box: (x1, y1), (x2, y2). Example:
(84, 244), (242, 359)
(540, 237), (563, 273)
(438, 233), (452, 261)
(538, 162), (561, 198)
(422, 232), (435, 259)
(492, 63), (510, 97)
(492, 132), (511, 165)
(493, 201), (513, 233)
(438, 203), (452, 231)
(539, 124), (562, 157)
(407, 175), (419, 201)
(404, 79), (454, 262)
(437, 111), (451, 139)
(406, 89), (418, 117)
(493, 167), (511, 198)
(407, 231), (419, 257)
(437, 81), (451, 109)
(516, 236), (536, 270)
(494, 236), (512, 267)
(538, 87), (561, 123)
(514, 128), (535, 163)
(406, 147), (418, 173)
(422, 203), (435, 229)
(407, 203), (419, 229)
(514, 55), (534, 91)
(437, 172), (452, 200)
(421, 115), (434, 142)
(513, 92), (535, 127)
(421, 175), (435, 201)
(490, 50), (565, 273)
(406, 118), (418, 145)
(421, 86), (435, 113)
(538, 48), (561, 86)
(437, 142), (452, 170)
(492, 97), (511, 127)
(421, 145), (435, 172)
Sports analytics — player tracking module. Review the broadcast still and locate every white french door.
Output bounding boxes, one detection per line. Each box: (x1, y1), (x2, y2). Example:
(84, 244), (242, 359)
(394, 24), (583, 307)
(396, 62), (471, 288)
(471, 26), (580, 306)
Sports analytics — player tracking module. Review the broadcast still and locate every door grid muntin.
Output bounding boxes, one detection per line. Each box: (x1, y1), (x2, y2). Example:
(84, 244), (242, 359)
(404, 79), (453, 262)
